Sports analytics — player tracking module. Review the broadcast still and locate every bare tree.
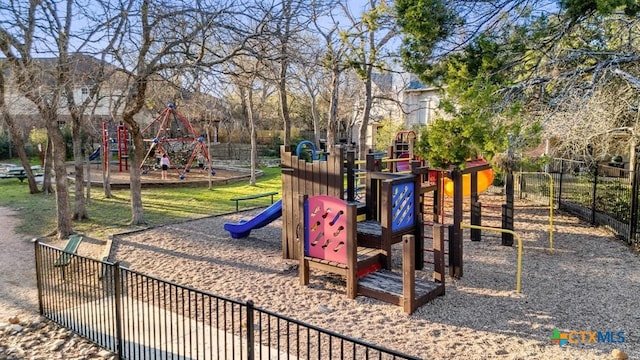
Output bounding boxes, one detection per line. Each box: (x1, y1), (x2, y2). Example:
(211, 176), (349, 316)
(292, 46), (325, 149)
(0, 0), (80, 238)
(340, 0), (397, 159)
(0, 64), (40, 194)
(106, 0), (267, 224)
(311, 6), (351, 155)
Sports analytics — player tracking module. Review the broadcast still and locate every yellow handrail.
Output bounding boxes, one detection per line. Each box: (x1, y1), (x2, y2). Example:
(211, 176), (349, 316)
(460, 223), (523, 293)
(518, 172), (554, 254)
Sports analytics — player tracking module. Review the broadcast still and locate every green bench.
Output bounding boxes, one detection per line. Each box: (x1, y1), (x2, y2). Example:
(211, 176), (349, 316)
(230, 191), (278, 212)
(54, 235), (83, 267)
(0, 166), (42, 182)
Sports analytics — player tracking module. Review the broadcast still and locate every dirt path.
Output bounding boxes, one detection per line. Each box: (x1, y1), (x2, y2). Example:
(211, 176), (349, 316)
(0, 207), (38, 320)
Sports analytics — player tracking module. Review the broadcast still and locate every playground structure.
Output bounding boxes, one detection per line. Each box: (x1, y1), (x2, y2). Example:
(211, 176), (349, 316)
(443, 159), (494, 197)
(102, 121), (129, 172)
(281, 145), (446, 314)
(299, 194), (446, 314)
(225, 131), (519, 312)
(141, 103), (213, 179)
(392, 130), (417, 172)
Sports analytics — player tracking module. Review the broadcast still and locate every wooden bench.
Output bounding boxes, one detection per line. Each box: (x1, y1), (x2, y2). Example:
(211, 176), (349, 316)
(230, 191), (278, 212)
(54, 235), (83, 267)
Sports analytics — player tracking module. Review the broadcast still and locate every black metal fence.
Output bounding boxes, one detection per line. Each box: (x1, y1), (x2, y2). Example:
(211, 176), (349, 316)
(35, 241), (418, 360)
(515, 158), (639, 248)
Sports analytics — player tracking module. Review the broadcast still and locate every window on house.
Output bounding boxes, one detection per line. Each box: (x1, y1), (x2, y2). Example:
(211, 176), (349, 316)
(418, 100), (428, 125)
(81, 88), (89, 96)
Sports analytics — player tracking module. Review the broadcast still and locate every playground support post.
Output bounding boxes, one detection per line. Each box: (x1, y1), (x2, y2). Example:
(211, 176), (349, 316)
(470, 171), (482, 241)
(117, 123), (129, 172)
(346, 151), (356, 202)
(449, 169), (463, 278)
(460, 223), (523, 293)
(518, 172), (554, 254)
(502, 171), (515, 246)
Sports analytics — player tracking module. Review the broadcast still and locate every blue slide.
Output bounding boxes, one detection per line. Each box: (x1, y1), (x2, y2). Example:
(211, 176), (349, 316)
(224, 199), (283, 239)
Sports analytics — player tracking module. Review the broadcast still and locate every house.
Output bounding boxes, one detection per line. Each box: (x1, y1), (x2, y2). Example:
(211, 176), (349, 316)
(2, 54), (135, 131)
(403, 79), (442, 127)
(351, 73), (443, 153)
(2, 54), (230, 144)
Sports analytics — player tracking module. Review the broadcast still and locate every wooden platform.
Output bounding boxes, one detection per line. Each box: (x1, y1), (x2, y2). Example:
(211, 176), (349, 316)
(359, 270), (445, 309)
(303, 246), (384, 275)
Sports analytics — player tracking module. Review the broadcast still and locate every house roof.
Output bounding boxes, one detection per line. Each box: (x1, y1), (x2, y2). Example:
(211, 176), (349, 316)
(1, 53), (117, 88)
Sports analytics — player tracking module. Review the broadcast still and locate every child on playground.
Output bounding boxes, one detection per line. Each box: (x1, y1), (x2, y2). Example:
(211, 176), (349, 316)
(161, 154), (170, 180)
(197, 153), (205, 171)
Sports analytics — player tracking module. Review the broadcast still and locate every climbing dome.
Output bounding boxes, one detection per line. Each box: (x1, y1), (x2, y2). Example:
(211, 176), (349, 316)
(140, 103), (214, 179)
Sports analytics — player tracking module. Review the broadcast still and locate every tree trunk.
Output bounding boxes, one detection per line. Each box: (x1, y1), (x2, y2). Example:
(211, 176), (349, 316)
(358, 68), (373, 160)
(326, 65), (340, 155)
(72, 115), (88, 220)
(42, 137), (54, 194)
(85, 147), (91, 204)
(1, 113), (40, 194)
(311, 96), (321, 150)
(0, 71), (39, 193)
(126, 121), (146, 225)
(248, 86), (257, 186)
(279, 74), (291, 149)
(47, 120), (73, 239)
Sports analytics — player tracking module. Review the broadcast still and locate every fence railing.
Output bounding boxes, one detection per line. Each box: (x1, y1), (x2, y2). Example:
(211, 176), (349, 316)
(35, 241), (419, 360)
(515, 158), (639, 248)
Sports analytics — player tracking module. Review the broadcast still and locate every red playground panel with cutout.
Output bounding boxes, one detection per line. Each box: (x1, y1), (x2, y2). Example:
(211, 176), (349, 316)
(306, 195), (349, 264)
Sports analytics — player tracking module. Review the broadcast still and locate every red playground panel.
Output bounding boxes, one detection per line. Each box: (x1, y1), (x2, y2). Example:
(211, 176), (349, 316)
(305, 196), (350, 264)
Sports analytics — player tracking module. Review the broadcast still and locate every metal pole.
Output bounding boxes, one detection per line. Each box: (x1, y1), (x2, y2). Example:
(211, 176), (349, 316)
(558, 160), (564, 210)
(591, 165), (598, 225)
(246, 300), (255, 359)
(629, 149), (640, 244)
(34, 239), (44, 315)
(460, 223), (523, 293)
(113, 263), (124, 359)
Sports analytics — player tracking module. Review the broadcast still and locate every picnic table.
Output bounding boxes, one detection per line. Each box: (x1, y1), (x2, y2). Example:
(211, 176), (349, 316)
(0, 165), (43, 182)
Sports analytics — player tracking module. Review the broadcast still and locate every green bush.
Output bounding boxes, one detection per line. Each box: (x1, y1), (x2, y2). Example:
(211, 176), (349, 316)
(596, 182), (631, 222)
(0, 133), (11, 160)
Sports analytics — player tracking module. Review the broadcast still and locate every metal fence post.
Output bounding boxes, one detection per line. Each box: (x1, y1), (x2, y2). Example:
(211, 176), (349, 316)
(246, 300), (255, 360)
(113, 263), (124, 360)
(629, 153), (640, 244)
(557, 172), (563, 209)
(34, 239), (44, 315)
(591, 165), (598, 225)
(557, 159), (564, 209)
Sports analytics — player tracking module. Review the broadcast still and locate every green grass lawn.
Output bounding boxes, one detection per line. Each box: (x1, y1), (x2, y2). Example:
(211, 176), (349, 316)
(0, 166), (282, 239)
